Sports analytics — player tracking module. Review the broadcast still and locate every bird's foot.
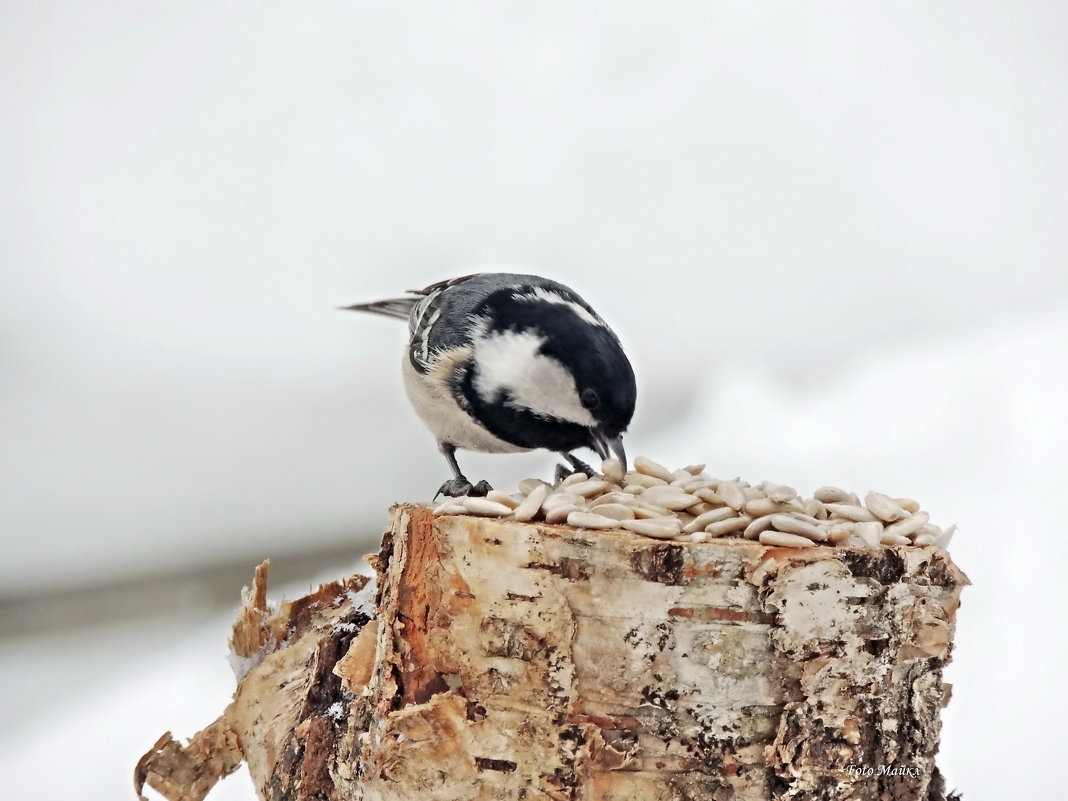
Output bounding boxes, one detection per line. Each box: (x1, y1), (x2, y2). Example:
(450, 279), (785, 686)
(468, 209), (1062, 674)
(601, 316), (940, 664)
(568, 457), (596, 476)
(555, 456), (596, 484)
(435, 477), (493, 500)
(554, 462), (593, 484)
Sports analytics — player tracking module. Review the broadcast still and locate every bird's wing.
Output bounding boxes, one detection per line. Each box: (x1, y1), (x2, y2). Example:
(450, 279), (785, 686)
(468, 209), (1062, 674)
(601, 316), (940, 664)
(408, 273), (481, 295)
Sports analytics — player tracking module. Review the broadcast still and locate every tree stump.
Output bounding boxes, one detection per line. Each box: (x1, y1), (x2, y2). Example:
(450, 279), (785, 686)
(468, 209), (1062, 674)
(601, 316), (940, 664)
(137, 504), (967, 801)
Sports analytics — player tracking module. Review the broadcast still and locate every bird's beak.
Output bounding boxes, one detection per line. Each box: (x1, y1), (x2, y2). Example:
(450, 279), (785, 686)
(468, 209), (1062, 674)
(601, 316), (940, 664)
(590, 429), (628, 473)
(608, 435), (628, 473)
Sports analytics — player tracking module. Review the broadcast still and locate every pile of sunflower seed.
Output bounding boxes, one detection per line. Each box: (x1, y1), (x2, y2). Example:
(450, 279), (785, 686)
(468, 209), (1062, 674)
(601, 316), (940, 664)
(432, 456), (956, 550)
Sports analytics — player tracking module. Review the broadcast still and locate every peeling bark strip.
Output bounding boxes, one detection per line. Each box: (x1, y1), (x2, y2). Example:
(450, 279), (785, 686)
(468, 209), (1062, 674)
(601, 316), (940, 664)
(136, 561), (372, 801)
(138, 506), (968, 801)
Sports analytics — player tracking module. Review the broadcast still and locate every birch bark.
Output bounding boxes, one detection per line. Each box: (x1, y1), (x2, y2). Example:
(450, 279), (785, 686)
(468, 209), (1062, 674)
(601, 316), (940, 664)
(138, 504), (967, 801)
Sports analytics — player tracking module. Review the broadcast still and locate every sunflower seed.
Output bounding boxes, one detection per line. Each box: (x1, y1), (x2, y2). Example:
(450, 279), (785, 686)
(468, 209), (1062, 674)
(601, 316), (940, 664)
(461, 498), (514, 517)
(743, 486), (766, 501)
(592, 503), (636, 521)
(705, 515), (752, 537)
(814, 486), (851, 504)
(486, 490), (520, 509)
(567, 478), (613, 498)
(621, 518), (683, 539)
(508, 457), (957, 552)
(542, 491), (582, 511)
(518, 478), (550, 495)
(759, 531), (816, 548)
(744, 498), (785, 518)
(641, 485), (702, 511)
(433, 502), (468, 516)
(917, 522), (942, 538)
(825, 521), (857, 543)
(715, 480), (746, 510)
(883, 511), (930, 540)
(880, 532), (912, 546)
(743, 515), (777, 540)
(767, 484), (798, 503)
(557, 472), (589, 489)
(865, 491), (909, 522)
(545, 504), (583, 524)
(600, 458), (625, 484)
(855, 522), (883, 548)
(567, 510), (621, 530)
(825, 503), (879, 522)
(935, 524), (957, 549)
(682, 507), (737, 533)
(512, 484), (549, 522)
(631, 502), (675, 519)
(694, 488), (726, 506)
(894, 497), (921, 514)
(634, 456), (674, 482)
(625, 472), (669, 489)
(683, 477), (717, 492)
(769, 514), (828, 542)
(590, 492), (638, 508)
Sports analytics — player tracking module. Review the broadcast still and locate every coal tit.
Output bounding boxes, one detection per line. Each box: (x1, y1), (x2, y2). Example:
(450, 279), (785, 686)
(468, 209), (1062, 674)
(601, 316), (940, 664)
(343, 273), (636, 498)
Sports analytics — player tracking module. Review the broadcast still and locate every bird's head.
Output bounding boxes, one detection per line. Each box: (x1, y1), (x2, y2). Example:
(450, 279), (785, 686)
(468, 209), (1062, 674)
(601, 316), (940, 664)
(461, 284), (636, 468)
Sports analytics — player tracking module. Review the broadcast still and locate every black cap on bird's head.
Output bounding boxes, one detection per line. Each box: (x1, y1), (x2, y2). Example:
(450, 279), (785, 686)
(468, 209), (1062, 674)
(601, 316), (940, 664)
(462, 283), (636, 469)
(542, 324), (635, 467)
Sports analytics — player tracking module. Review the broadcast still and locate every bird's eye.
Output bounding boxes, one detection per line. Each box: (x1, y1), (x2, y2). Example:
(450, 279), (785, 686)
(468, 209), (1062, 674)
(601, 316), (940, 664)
(580, 388), (600, 410)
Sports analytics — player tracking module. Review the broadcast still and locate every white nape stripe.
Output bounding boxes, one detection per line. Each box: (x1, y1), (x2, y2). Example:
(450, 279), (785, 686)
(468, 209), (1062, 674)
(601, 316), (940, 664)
(472, 329), (598, 427)
(513, 287), (606, 328)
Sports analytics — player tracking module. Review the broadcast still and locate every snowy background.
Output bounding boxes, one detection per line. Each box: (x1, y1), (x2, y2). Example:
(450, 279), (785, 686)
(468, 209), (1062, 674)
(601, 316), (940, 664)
(2, 3), (1066, 799)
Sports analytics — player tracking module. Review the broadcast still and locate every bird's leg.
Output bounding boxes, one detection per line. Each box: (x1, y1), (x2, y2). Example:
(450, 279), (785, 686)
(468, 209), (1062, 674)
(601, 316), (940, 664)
(555, 452), (596, 483)
(435, 442), (492, 500)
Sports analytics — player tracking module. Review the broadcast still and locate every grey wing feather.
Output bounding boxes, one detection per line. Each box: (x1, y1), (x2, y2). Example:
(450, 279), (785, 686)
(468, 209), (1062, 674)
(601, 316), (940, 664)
(404, 273), (542, 373)
(349, 273), (565, 373)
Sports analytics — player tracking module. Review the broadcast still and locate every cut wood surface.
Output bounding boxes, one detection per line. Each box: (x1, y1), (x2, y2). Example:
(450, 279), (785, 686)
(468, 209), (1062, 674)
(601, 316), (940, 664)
(137, 504), (968, 801)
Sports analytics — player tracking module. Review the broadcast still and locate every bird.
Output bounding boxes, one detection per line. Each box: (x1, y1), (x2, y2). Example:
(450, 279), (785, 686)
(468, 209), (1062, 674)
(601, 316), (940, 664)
(342, 273), (636, 499)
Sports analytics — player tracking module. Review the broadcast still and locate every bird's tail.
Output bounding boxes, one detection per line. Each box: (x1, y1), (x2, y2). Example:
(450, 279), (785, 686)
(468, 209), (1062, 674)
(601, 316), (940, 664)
(339, 296), (420, 320)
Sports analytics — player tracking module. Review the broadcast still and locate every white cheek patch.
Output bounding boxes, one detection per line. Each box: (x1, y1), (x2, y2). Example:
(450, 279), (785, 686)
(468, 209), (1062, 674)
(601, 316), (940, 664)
(513, 287), (607, 329)
(473, 329), (598, 427)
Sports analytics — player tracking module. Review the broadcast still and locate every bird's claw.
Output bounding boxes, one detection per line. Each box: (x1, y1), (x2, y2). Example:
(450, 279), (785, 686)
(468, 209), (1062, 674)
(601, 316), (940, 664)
(434, 477), (493, 500)
(555, 458), (595, 484)
(569, 457), (595, 476)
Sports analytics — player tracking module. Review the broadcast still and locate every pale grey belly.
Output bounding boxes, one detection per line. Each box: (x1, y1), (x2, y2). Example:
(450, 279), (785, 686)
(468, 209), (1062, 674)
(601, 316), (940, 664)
(402, 353), (528, 454)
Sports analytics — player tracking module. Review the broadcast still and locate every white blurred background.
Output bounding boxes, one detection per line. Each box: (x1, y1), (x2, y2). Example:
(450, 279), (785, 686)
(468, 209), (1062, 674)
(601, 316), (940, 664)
(2, 3), (1066, 799)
